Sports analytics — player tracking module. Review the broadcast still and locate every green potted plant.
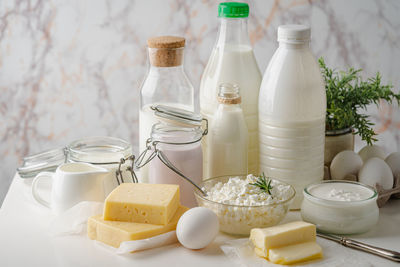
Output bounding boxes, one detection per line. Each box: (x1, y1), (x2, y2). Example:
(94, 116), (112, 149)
(319, 58), (400, 165)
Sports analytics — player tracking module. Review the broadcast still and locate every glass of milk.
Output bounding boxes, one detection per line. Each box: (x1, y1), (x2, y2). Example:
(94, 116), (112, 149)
(142, 105), (205, 208)
(258, 25), (326, 209)
(200, 2), (262, 178)
(139, 36), (195, 183)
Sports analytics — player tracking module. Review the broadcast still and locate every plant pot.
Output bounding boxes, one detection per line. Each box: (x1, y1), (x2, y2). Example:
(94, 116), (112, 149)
(324, 128), (354, 166)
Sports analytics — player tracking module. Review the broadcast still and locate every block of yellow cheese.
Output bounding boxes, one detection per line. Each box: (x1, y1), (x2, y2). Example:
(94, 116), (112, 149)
(88, 205), (188, 248)
(250, 221), (316, 258)
(268, 241), (323, 265)
(103, 183), (180, 225)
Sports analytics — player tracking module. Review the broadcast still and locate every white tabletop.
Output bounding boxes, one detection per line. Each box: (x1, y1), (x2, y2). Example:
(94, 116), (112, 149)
(1, 174), (399, 267)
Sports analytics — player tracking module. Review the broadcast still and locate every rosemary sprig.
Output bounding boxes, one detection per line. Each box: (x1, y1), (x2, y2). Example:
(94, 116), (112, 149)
(319, 57), (400, 145)
(250, 173), (273, 197)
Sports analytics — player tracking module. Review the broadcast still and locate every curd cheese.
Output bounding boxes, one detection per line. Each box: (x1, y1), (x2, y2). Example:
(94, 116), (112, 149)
(204, 174), (293, 206)
(200, 174), (294, 235)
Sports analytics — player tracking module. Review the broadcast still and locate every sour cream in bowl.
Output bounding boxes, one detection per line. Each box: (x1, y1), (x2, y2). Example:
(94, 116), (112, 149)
(301, 180), (379, 235)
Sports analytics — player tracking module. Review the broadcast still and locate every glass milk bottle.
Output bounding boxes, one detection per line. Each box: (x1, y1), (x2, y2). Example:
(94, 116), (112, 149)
(200, 2), (261, 178)
(146, 105), (205, 208)
(259, 25), (326, 209)
(139, 36), (195, 182)
(207, 83), (248, 178)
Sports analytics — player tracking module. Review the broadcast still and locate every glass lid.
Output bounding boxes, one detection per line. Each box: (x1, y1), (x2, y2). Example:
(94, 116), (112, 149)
(66, 136), (132, 164)
(17, 148), (66, 178)
(151, 105), (203, 128)
(17, 136), (133, 178)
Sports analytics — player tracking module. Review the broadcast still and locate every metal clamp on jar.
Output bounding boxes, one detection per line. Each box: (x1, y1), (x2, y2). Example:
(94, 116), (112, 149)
(136, 105), (207, 207)
(17, 136), (138, 196)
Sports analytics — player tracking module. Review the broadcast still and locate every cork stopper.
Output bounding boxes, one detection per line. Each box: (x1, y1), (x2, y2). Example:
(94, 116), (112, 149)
(217, 83), (242, 104)
(147, 36), (185, 67)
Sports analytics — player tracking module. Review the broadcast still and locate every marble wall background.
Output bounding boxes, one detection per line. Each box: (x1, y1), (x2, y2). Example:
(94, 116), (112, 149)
(1, 0), (399, 204)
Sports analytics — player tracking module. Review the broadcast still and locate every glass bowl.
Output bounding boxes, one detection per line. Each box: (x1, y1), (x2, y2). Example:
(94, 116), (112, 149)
(194, 175), (295, 236)
(301, 180), (379, 234)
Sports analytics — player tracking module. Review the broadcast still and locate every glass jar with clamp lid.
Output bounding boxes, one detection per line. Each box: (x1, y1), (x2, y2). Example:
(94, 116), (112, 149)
(136, 105), (207, 207)
(18, 136), (138, 197)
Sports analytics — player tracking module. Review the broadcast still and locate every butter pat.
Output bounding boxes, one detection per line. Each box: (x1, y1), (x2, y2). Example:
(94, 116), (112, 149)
(250, 221), (316, 258)
(103, 183), (180, 225)
(89, 205), (188, 248)
(269, 241), (323, 265)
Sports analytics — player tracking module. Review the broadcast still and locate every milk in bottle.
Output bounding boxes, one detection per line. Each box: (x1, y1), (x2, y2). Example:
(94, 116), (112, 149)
(207, 83), (248, 178)
(259, 25), (326, 209)
(200, 2), (261, 178)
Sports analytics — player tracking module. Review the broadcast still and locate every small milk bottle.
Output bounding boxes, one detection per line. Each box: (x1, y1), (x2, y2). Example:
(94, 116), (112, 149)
(200, 2), (261, 178)
(139, 36), (195, 182)
(259, 25), (326, 209)
(207, 83), (248, 178)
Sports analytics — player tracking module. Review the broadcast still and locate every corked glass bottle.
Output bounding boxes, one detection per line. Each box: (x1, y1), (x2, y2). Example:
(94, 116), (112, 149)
(139, 36), (195, 183)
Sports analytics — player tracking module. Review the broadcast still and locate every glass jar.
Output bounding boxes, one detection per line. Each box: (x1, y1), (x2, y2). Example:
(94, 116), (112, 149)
(301, 180), (379, 234)
(66, 136), (136, 195)
(138, 105), (206, 208)
(139, 36), (195, 183)
(18, 136), (136, 197)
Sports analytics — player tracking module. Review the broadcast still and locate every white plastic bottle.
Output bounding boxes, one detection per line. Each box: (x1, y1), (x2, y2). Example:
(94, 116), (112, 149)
(259, 25), (326, 209)
(139, 36), (195, 182)
(207, 83), (248, 178)
(200, 2), (261, 178)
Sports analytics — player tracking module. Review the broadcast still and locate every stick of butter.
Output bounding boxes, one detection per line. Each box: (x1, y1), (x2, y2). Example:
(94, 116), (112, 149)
(103, 183), (180, 225)
(88, 205), (188, 248)
(250, 221), (316, 258)
(268, 241), (322, 265)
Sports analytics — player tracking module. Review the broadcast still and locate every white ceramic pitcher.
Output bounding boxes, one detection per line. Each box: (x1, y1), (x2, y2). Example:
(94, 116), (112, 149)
(32, 162), (110, 214)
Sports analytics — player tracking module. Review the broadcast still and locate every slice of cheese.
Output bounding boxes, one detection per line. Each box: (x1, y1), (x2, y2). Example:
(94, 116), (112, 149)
(250, 221), (316, 258)
(103, 183), (180, 225)
(268, 241), (323, 265)
(88, 205), (188, 248)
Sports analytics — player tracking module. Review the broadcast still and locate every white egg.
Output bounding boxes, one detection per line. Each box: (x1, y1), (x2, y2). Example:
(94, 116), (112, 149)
(330, 150), (363, 180)
(385, 152), (400, 176)
(176, 207), (219, 250)
(358, 145), (386, 162)
(358, 157), (394, 190)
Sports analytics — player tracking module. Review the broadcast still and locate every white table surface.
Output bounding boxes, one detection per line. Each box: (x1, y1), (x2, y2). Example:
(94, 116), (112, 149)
(1, 174), (399, 267)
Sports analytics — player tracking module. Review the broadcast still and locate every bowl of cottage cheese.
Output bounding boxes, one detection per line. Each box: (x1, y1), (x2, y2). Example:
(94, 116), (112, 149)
(194, 174), (295, 235)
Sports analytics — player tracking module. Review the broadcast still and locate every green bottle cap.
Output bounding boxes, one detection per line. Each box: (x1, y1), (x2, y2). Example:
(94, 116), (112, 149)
(218, 2), (249, 18)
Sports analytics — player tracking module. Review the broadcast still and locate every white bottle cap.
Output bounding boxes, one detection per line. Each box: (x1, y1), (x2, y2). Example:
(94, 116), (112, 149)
(277, 24), (311, 44)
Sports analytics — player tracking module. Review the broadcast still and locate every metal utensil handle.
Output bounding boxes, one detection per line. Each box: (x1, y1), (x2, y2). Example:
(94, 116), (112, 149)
(156, 150), (207, 196)
(342, 238), (400, 262)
